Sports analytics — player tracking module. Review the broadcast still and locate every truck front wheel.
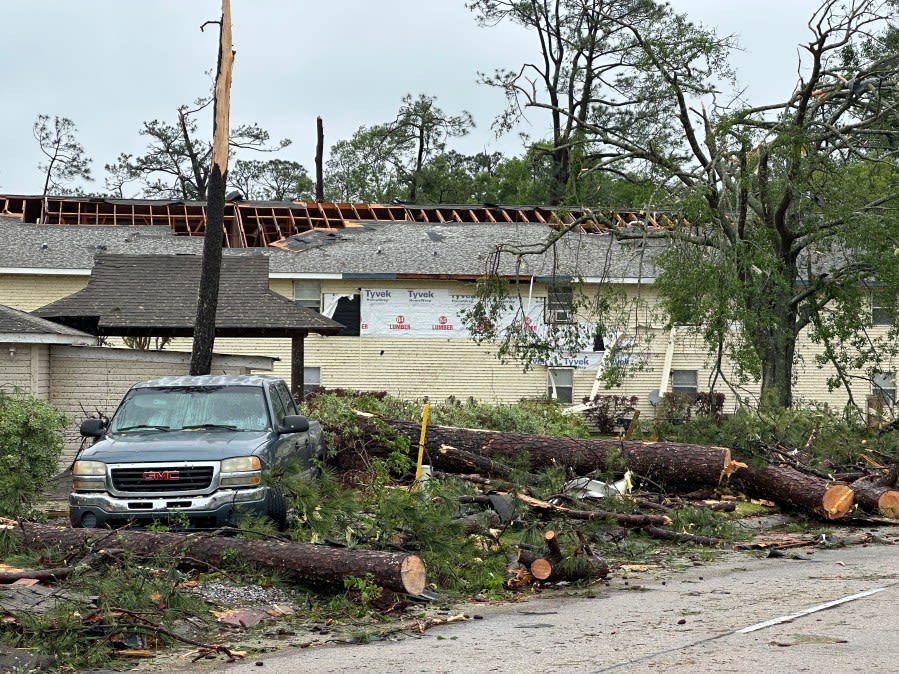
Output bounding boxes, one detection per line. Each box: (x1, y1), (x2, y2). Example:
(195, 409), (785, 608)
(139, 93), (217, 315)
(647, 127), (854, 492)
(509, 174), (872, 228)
(267, 485), (288, 531)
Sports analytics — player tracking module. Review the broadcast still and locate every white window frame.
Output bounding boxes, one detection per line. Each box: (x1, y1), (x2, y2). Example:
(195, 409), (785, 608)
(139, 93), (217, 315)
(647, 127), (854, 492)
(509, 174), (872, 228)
(872, 291), (893, 326)
(294, 280), (322, 311)
(303, 366), (321, 398)
(546, 286), (574, 324)
(671, 369), (698, 398)
(547, 368), (574, 404)
(872, 371), (896, 406)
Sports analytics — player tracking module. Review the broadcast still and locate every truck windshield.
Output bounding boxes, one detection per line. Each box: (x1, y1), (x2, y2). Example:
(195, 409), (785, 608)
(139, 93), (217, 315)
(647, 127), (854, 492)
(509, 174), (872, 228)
(110, 385), (271, 433)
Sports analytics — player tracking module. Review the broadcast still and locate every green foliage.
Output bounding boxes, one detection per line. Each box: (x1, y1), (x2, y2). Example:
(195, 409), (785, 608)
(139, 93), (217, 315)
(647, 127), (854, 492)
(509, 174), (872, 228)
(430, 396), (590, 437)
(0, 391), (67, 518)
(582, 395), (638, 434)
(651, 401), (881, 469)
(1, 550), (211, 671)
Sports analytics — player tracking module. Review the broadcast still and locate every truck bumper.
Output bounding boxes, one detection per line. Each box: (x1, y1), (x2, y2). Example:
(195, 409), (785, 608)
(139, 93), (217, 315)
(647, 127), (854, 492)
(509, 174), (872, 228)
(69, 486), (269, 528)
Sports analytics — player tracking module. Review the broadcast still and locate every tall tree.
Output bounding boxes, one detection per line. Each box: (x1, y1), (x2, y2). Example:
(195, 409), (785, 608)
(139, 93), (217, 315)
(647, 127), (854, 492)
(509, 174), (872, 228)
(467, 0), (899, 410)
(468, 0), (656, 206)
(324, 94), (474, 203)
(230, 158), (314, 201)
(33, 114), (92, 195)
(190, 0), (234, 377)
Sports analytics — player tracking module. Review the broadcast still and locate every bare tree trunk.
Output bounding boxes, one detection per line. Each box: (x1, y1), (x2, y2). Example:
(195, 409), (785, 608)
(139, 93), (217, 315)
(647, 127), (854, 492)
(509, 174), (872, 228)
(315, 116), (324, 202)
(191, 0), (233, 376)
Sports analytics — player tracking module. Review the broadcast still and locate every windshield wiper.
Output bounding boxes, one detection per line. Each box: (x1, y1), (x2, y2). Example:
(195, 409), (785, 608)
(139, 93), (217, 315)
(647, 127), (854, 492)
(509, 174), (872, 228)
(115, 425), (171, 432)
(181, 423), (239, 431)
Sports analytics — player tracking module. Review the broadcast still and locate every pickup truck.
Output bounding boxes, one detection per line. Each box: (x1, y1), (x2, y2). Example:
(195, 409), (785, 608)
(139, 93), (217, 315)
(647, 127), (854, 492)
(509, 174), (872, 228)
(71, 374), (323, 530)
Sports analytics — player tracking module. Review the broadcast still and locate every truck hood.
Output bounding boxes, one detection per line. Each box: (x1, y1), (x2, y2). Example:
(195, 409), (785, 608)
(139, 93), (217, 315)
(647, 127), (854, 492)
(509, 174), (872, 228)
(78, 430), (272, 464)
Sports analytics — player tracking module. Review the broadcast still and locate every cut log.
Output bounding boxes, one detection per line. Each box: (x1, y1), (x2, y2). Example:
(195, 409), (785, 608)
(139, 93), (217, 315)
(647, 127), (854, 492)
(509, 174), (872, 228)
(343, 415), (742, 492)
(735, 464), (854, 520)
(13, 523), (426, 595)
(850, 477), (899, 518)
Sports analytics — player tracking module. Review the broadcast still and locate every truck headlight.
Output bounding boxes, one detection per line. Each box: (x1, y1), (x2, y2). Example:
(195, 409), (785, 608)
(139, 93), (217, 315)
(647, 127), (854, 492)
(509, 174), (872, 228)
(220, 456), (262, 487)
(72, 460), (107, 491)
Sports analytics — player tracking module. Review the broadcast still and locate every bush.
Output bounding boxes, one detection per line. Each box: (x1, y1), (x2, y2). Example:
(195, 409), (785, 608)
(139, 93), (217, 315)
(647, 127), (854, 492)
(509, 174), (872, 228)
(0, 391), (68, 518)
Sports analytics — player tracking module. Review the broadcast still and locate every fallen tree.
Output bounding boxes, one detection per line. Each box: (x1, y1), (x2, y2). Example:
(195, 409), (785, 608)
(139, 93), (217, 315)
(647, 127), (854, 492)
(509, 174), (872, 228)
(10, 523), (426, 595)
(735, 464), (855, 520)
(849, 476), (899, 518)
(342, 415), (743, 492)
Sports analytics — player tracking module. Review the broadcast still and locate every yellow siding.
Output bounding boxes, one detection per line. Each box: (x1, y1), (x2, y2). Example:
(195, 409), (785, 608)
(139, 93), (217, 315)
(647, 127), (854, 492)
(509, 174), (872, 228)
(0, 274), (87, 311)
(4, 269), (896, 421)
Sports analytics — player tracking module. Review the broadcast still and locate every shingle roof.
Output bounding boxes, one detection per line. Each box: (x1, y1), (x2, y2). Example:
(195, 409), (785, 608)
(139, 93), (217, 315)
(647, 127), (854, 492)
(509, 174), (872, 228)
(32, 254), (343, 338)
(0, 216), (663, 281)
(0, 303), (95, 343)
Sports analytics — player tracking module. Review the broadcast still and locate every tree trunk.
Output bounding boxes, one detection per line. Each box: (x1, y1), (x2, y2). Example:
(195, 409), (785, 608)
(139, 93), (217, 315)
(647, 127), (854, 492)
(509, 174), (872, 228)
(12, 523), (426, 595)
(735, 464), (854, 520)
(315, 116), (324, 202)
(849, 477), (899, 518)
(343, 415), (741, 492)
(190, 0), (233, 376)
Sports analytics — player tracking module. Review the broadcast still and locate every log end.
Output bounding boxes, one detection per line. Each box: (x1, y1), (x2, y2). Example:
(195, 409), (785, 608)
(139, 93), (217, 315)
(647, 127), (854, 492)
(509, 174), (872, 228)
(877, 491), (899, 519)
(401, 555), (427, 596)
(821, 484), (854, 520)
(530, 558), (553, 581)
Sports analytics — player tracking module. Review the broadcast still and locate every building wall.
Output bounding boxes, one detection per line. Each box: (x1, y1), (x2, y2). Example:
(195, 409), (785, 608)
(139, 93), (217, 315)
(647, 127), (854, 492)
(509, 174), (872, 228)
(0, 274), (87, 311)
(48, 345), (268, 467)
(0, 343), (49, 399)
(3, 270), (896, 426)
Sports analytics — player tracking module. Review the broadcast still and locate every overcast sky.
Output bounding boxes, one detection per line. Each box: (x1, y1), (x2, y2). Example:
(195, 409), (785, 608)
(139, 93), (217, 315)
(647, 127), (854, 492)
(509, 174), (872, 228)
(1, 0), (822, 196)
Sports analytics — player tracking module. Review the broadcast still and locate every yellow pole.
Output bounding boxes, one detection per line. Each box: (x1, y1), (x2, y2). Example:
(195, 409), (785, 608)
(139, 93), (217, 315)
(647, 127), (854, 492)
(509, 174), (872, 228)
(414, 399), (430, 484)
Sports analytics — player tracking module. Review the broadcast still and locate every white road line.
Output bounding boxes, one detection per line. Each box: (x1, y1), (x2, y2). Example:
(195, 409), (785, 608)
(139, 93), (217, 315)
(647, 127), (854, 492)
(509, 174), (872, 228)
(736, 587), (886, 634)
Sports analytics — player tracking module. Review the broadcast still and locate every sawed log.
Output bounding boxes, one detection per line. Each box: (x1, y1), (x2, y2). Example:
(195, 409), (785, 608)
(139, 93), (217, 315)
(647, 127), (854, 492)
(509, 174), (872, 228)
(849, 476), (899, 518)
(12, 523), (426, 595)
(735, 464), (854, 520)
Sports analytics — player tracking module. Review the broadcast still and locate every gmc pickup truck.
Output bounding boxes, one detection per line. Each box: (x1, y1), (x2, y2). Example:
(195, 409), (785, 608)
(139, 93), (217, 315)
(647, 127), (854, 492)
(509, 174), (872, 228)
(71, 374), (323, 529)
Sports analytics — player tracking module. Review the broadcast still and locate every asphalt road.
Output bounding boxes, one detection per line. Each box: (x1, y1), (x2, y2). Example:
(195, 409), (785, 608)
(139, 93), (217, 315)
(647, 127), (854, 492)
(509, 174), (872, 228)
(179, 539), (899, 674)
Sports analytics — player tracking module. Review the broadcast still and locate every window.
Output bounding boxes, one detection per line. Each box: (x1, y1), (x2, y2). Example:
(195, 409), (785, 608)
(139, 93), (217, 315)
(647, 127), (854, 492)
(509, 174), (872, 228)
(294, 280), (321, 311)
(872, 371), (896, 406)
(546, 368), (573, 404)
(546, 285), (574, 324)
(872, 291), (893, 326)
(303, 367), (321, 398)
(671, 370), (698, 398)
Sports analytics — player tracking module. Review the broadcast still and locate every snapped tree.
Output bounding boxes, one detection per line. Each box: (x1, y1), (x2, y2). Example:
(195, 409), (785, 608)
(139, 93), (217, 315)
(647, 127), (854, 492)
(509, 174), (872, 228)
(467, 0), (899, 411)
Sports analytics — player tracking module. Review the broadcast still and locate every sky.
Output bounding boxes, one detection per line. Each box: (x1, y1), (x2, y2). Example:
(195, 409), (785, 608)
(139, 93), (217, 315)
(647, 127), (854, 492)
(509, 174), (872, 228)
(0, 0), (823, 196)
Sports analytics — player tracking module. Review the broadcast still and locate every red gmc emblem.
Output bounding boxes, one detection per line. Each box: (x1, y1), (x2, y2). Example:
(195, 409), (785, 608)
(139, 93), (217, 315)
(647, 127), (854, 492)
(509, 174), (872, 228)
(143, 470), (180, 481)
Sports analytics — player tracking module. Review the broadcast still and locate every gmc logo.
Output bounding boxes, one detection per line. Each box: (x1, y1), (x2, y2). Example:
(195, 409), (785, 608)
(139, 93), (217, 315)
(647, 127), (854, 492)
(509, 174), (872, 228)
(143, 470), (180, 481)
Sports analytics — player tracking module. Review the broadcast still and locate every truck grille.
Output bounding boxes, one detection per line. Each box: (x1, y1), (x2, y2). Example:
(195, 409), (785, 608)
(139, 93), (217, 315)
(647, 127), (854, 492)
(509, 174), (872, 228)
(111, 466), (215, 493)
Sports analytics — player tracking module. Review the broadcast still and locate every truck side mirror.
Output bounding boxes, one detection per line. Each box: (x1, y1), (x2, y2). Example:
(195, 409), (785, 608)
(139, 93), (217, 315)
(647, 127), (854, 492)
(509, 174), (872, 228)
(80, 418), (107, 438)
(279, 415), (310, 434)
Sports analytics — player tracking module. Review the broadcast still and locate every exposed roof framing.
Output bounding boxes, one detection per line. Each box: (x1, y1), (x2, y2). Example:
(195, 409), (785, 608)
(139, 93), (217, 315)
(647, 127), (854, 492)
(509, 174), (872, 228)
(0, 194), (677, 249)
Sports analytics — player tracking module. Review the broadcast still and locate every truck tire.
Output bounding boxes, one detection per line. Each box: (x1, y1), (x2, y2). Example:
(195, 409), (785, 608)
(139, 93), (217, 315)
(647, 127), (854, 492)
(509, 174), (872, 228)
(267, 485), (288, 531)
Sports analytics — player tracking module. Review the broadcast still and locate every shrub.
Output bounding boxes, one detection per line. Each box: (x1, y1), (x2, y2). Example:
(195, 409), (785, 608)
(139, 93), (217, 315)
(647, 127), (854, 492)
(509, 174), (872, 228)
(0, 391), (68, 518)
